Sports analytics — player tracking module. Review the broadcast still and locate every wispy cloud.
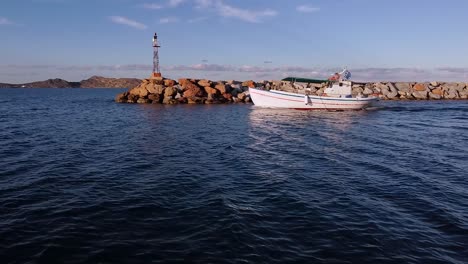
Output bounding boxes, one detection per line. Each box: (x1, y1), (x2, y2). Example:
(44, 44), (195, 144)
(195, 0), (278, 23)
(0, 17), (13, 25)
(168, 0), (185, 7)
(159, 17), (179, 24)
(141, 0), (185, 9)
(141, 3), (164, 9)
(296, 5), (320, 13)
(109, 16), (147, 30)
(188, 16), (209, 23)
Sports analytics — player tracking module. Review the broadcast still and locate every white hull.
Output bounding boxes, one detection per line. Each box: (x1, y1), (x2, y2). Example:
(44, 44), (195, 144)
(249, 88), (378, 110)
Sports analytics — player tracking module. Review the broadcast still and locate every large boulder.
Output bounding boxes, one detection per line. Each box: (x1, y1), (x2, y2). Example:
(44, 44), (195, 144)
(413, 83), (427, 92)
(164, 86), (178, 98)
(215, 84), (231, 94)
(164, 79), (176, 87)
(198, 79), (212, 87)
(127, 94), (138, 103)
(137, 98), (150, 104)
(145, 83), (157, 94)
(222, 93), (233, 102)
(150, 77), (164, 85)
(183, 86), (204, 98)
(237, 92), (247, 101)
(148, 94), (162, 103)
(129, 86), (148, 97)
(381, 84), (398, 99)
(115, 92), (127, 103)
(242, 80), (256, 88)
(431, 88), (443, 96)
(187, 97), (204, 104)
(443, 83), (464, 92)
(204, 86), (219, 95)
(445, 89), (459, 99)
(392, 82), (412, 92)
(412, 90), (428, 100)
(181, 80), (200, 91)
(154, 85), (165, 95)
(429, 92), (441, 100)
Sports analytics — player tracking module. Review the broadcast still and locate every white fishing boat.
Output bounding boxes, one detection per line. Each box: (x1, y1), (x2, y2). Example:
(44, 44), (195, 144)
(249, 69), (378, 110)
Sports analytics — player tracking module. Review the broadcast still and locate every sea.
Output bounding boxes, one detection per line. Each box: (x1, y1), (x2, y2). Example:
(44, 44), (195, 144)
(0, 88), (467, 263)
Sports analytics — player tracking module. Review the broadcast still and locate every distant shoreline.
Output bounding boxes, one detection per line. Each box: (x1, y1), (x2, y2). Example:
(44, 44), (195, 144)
(0, 76), (141, 89)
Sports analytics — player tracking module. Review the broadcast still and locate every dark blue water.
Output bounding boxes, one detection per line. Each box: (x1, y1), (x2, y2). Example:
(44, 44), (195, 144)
(1, 88), (467, 263)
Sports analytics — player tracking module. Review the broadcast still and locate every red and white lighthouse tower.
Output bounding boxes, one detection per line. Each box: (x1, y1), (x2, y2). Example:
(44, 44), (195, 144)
(151, 32), (162, 78)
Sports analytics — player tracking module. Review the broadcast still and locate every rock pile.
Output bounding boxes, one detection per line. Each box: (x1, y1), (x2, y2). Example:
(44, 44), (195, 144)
(272, 81), (468, 100)
(115, 77), (255, 104)
(116, 78), (468, 104)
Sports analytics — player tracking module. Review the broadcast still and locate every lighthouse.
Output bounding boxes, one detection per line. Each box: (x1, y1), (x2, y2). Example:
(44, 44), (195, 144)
(151, 32), (162, 78)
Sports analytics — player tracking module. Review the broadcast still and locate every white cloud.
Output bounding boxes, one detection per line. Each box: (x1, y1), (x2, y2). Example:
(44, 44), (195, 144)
(0, 17), (13, 25)
(109, 16), (147, 30)
(188, 16), (209, 23)
(141, 0), (185, 9)
(168, 0), (185, 7)
(195, 0), (278, 23)
(141, 3), (164, 9)
(296, 5), (320, 13)
(159, 17), (179, 24)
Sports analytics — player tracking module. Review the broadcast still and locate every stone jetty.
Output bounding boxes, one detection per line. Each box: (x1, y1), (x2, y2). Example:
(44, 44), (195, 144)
(115, 77), (468, 104)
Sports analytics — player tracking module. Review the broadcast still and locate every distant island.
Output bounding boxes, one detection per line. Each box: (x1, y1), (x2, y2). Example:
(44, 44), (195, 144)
(0, 76), (141, 88)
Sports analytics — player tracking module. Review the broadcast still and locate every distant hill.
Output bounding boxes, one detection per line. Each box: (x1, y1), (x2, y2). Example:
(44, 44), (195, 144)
(0, 76), (141, 88)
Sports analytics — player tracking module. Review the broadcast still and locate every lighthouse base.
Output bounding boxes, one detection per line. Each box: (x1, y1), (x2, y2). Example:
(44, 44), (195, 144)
(150, 72), (162, 79)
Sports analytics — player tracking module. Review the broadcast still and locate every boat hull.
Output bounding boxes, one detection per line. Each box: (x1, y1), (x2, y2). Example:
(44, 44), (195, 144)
(249, 88), (378, 110)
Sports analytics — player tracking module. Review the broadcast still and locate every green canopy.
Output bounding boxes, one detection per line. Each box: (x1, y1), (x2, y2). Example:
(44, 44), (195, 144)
(281, 77), (328, 84)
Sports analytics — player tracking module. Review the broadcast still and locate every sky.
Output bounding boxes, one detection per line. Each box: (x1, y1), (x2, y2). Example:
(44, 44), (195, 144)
(1, 0), (468, 83)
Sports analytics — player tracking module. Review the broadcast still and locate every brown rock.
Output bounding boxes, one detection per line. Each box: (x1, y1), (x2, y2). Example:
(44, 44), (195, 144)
(242, 80), (256, 88)
(177, 97), (188, 104)
(429, 92), (441, 100)
(164, 86), (177, 98)
(155, 85), (165, 95)
(204, 86), (219, 95)
(431, 88), (443, 96)
(183, 85), (204, 97)
(198, 80), (212, 87)
(413, 83), (427, 91)
(222, 93), (233, 101)
(412, 90), (428, 100)
(137, 98), (150, 104)
(129, 86), (148, 97)
(164, 79), (176, 87)
(215, 84), (231, 94)
(238, 92), (247, 101)
(145, 83), (157, 94)
(148, 94), (161, 103)
(163, 97), (179, 104)
(127, 94), (137, 103)
(178, 78), (190, 86)
(187, 97), (204, 104)
(115, 93), (127, 103)
(393, 82), (412, 92)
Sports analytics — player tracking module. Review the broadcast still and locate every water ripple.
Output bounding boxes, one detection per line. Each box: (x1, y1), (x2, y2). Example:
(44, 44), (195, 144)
(0, 89), (467, 263)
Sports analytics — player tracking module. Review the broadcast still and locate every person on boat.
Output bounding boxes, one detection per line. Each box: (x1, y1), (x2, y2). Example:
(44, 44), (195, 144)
(328, 72), (340, 81)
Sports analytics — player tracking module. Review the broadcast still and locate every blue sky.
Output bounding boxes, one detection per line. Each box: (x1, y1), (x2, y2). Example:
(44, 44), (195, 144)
(1, 0), (468, 82)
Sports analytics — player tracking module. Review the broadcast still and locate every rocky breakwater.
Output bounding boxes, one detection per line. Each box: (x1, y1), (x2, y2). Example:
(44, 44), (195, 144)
(115, 77), (256, 104)
(264, 81), (468, 100)
(352, 82), (468, 100)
